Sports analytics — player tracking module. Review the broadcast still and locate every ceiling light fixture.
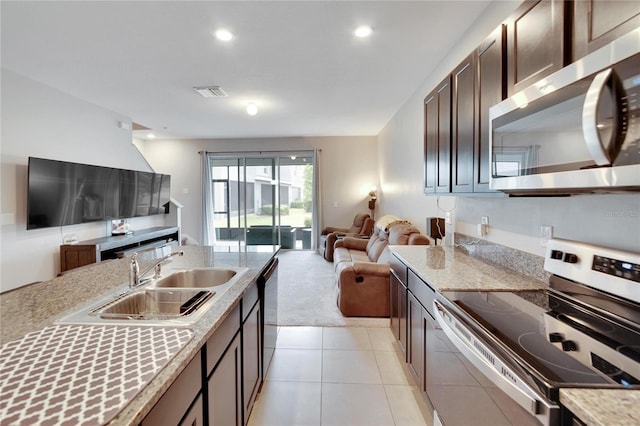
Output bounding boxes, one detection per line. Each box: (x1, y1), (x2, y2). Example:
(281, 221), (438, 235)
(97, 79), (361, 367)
(354, 25), (373, 38)
(246, 103), (258, 116)
(214, 29), (233, 41)
(147, 133), (156, 139)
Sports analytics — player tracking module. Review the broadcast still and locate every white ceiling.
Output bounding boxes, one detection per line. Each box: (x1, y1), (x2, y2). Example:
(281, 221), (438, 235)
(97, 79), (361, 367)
(2, 1), (493, 140)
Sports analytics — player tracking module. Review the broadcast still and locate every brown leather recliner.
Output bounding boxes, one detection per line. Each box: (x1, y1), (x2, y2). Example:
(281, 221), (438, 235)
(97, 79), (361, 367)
(319, 213), (374, 262)
(333, 222), (430, 317)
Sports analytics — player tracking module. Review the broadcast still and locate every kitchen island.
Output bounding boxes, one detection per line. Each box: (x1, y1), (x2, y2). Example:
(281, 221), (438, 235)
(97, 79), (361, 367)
(389, 244), (639, 426)
(0, 244), (279, 425)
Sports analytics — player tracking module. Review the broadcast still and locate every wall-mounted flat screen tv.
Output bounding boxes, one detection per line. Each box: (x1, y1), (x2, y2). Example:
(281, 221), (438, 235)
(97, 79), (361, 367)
(27, 157), (170, 230)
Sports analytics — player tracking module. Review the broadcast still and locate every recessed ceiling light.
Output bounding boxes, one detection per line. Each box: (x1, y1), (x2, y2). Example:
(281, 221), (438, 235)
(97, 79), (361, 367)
(246, 103), (258, 116)
(147, 133), (156, 139)
(354, 25), (373, 38)
(214, 29), (233, 41)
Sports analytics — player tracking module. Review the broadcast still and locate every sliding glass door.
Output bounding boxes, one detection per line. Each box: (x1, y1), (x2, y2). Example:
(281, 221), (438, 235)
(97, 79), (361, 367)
(208, 151), (314, 249)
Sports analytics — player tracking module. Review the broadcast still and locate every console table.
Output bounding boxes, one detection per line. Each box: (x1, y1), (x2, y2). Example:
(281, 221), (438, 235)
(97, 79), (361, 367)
(59, 226), (180, 272)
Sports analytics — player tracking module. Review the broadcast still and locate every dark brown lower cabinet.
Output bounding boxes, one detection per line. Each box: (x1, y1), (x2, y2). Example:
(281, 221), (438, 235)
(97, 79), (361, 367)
(141, 355), (202, 426)
(390, 270), (407, 356)
(407, 292), (426, 389)
(243, 301), (262, 420)
(180, 396), (204, 426)
(138, 259), (275, 426)
(208, 333), (242, 426)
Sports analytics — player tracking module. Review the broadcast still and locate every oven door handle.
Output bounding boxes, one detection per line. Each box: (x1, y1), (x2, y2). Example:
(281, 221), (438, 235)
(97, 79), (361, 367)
(433, 299), (543, 416)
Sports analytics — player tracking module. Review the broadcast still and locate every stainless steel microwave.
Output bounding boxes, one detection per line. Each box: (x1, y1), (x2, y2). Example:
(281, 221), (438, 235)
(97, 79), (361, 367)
(489, 28), (640, 195)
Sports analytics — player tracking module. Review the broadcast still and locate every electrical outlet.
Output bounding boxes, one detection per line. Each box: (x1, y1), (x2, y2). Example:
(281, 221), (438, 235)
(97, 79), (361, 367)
(540, 225), (553, 247)
(445, 212), (452, 225)
(479, 216), (489, 235)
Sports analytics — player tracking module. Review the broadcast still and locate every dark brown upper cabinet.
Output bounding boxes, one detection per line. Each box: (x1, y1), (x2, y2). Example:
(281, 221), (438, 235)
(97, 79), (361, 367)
(424, 28), (507, 196)
(424, 92), (437, 193)
(507, 0), (570, 96)
(424, 1), (639, 196)
(475, 25), (507, 193)
(573, 0), (640, 60)
(451, 54), (476, 193)
(424, 76), (451, 194)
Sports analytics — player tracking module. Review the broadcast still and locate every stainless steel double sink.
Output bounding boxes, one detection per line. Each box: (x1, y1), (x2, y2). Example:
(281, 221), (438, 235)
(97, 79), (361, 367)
(58, 267), (248, 327)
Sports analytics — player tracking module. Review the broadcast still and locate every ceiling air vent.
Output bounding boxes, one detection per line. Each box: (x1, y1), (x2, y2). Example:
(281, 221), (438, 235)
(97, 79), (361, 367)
(193, 86), (228, 98)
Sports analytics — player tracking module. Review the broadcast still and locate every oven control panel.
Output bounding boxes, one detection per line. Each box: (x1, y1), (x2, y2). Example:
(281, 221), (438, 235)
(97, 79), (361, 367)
(544, 239), (640, 304)
(592, 255), (640, 283)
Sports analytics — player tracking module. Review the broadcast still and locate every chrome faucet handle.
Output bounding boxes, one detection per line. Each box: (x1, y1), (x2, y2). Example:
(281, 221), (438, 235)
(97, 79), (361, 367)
(153, 250), (184, 278)
(129, 253), (140, 289)
(129, 249), (183, 288)
(153, 263), (163, 279)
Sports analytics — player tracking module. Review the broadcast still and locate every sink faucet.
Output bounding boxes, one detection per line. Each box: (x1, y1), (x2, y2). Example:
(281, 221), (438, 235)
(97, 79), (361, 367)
(129, 250), (184, 289)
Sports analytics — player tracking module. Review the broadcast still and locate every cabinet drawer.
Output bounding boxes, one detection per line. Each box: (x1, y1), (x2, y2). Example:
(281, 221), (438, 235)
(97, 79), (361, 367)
(242, 281), (259, 321)
(142, 354), (201, 426)
(390, 255), (407, 284)
(206, 303), (241, 375)
(408, 269), (436, 318)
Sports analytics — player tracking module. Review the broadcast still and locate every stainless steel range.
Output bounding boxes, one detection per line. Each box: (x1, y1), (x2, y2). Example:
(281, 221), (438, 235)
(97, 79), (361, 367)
(433, 239), (640, 425)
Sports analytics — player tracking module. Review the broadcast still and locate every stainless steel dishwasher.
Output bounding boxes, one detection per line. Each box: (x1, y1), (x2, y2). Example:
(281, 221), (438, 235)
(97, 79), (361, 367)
(258, 257), (278, 379)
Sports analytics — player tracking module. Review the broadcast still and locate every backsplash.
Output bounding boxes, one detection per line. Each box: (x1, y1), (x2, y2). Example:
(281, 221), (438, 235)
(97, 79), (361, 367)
(454, 233), (550, 282)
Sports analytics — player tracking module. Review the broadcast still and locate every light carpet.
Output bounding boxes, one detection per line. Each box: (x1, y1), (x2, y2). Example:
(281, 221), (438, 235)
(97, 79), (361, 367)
(276, 250), (390, 327)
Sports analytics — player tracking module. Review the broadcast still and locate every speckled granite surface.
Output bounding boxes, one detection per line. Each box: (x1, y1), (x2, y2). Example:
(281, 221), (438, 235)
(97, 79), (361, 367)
(454, 233), (550, 282)
(390, 244), (548, 291)
(560, 388), (640, 426)
(391, 244), (640, 425)
(0, 245), (278, 425)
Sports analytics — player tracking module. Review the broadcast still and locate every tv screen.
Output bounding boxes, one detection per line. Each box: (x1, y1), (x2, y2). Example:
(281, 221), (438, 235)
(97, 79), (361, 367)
(27, 157), (171, 230)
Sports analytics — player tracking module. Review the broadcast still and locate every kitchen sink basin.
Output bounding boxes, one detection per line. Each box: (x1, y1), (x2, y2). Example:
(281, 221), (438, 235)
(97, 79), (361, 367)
(154, 268), (239, 288)
(57, 267), (248, 327)
(151, 267), (248, 289)
(94, 288), (213, 320)
(58, 288), (217, 326)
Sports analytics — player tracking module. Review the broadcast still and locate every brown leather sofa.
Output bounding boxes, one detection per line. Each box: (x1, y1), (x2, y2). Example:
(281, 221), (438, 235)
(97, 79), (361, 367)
(319, 213), (374, 262)
(333, 222), (430, 317)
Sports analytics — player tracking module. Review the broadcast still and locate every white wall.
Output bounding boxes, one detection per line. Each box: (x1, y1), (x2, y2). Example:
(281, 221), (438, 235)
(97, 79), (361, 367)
(0, 70), (166, 292)
(377, 2), (640, 255)
(139, 136), (378, 245)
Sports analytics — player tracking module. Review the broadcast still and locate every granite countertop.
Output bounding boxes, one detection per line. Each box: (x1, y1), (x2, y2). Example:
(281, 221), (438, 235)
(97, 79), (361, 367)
(560, 388), (640, 426)
(390, 244), (640, 425)
(390, 244), (548, 291)
(0, 245), (279, 425)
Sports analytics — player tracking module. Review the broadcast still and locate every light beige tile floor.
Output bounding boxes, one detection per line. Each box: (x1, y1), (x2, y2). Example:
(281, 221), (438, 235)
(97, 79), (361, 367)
(248, 326), (433, 426)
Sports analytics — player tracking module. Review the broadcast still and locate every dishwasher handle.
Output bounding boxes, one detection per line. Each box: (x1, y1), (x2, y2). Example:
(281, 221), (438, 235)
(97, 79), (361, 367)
(433, 299), (545, 417)
(259, 257), (279, 284)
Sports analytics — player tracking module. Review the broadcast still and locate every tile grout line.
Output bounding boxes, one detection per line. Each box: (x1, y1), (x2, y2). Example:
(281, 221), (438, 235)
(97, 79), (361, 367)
(320, 326), (325, 426)
(368, 328), (400, 426)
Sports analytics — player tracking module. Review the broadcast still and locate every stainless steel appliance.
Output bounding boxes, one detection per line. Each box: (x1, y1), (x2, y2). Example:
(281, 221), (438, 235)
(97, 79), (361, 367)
(258, 257), (278, 379)
(489, 28), (640, 195)
(433, 239), (640, 425)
